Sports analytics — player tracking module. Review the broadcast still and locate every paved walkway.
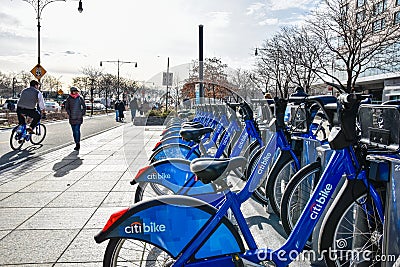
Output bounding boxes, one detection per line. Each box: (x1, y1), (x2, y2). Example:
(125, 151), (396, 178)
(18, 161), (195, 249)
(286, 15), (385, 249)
(0, 124), (161, 266)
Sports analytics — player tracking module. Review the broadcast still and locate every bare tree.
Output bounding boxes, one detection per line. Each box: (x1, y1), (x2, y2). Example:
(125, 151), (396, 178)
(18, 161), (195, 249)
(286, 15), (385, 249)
(255, 34), (294, 98)
(230, 68), (263, 101)
(279, 26), (323, 93)
(306, 0), (400, 92)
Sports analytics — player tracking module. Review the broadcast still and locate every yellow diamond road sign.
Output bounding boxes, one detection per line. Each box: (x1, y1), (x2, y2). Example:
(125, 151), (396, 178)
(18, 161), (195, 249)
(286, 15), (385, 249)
(31, 64), (47, 80)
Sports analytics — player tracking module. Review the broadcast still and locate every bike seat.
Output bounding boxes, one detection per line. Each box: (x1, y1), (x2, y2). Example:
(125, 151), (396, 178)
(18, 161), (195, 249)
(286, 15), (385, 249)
(190, 156), (247, 184)
(181, 122), (204, 128)
(180, 127), (213, 143)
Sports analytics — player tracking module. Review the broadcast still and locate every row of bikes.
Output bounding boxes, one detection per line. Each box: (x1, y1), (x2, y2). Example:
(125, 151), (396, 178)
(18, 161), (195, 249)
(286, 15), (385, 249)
(94, 85), (400, 267)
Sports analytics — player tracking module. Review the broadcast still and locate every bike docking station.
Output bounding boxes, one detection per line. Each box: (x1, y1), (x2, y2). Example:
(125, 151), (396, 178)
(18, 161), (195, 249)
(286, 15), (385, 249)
(383, 156), (400, 266)
(358, 104), (400, 266)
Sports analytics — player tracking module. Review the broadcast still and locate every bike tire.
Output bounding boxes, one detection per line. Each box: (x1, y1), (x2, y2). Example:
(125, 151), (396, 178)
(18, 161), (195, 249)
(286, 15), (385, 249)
(319, 180), (385, 267)
(280, 161), (321, 247)
(104, 238), (175, 267)
(265, 150), (298, 216)
(30, 124), (46, 145)
(9, 127), (24, 150)
(134, 182), (174, 203)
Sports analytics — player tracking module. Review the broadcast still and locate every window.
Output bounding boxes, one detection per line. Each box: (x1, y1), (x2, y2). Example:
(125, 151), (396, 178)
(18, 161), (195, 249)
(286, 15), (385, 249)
(395, 11), (400, 24)
(357, 10), (366, 23)
(397, 0), (400, 6)
(373, 18), (386, 32)
(357, 0), (366, 8)
(373, 0), (387, 16)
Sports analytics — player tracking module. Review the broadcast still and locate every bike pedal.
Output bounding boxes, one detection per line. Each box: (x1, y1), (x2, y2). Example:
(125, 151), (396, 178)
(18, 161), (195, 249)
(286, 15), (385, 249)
(232, 254), (244, 267)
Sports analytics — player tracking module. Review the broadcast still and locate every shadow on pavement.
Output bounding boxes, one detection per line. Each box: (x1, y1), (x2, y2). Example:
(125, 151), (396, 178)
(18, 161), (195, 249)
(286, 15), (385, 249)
(246, 213), (288, 238)
(0, 146), (38, 168)
(52, 150), (82, 177)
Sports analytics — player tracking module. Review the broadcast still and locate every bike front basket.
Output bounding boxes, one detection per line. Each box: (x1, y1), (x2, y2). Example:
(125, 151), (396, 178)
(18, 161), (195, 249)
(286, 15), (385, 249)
(358, 104), (400, 151)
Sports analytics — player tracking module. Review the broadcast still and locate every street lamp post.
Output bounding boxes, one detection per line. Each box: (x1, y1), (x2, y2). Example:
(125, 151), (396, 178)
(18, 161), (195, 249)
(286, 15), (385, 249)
(22, 0), (83, 81)
(12, 77), (17, 98)
(165, 57), (169, 112)
(100, 60), (137, 101)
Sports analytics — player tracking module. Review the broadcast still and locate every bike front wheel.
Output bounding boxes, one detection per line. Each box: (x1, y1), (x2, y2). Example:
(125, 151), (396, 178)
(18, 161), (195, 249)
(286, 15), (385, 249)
(320, 181), (385, 267)
(104, 238), (175, 267)
(280, 161), (321, 237)
(266, 150), (298, 216)
(135, 182), (174, 203)
(10, 127), (24, 150)
(30, 124), (46, 145)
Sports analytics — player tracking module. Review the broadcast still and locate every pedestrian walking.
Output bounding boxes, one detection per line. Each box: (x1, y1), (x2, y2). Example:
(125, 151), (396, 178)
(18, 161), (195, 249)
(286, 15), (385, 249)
(65, 87), (86, 151)
(129, 97), (138, 123)
(117, 100), (126, 122)
(114, 100), (120, 122)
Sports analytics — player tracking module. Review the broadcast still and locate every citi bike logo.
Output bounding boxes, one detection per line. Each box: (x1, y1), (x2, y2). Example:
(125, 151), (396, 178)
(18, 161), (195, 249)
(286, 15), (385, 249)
(125, 218), (166, 234)
(310, 183), (333, 220)
(237, 133), (248, 150)
(147, 172), (171, 180)
(257, 153), (272, 175)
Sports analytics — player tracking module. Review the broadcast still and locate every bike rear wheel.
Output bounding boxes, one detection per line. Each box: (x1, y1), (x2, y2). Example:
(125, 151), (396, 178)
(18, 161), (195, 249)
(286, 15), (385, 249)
(30, 124), (46, 145)
(10, 127), (24, 150)
(104, 238), (174, 267)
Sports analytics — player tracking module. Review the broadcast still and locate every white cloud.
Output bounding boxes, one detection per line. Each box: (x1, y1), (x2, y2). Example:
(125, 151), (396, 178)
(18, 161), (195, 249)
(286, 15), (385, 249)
(207, 11), (231, 28)
(269, 0), (316, 11)
(259, 18), (279, 26)
(246, 3), (265, 15)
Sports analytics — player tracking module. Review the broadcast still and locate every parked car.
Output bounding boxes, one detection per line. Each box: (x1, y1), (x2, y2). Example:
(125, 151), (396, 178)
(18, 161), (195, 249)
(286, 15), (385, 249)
(85, 100), (92, 110)
(2, 98), (18, 111)
(93, 99), (106, 110)
(45, 101), (61, 112)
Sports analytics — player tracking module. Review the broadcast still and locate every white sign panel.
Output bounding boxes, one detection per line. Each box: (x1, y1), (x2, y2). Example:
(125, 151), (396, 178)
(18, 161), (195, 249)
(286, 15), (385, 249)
(162, 72), (173, 86)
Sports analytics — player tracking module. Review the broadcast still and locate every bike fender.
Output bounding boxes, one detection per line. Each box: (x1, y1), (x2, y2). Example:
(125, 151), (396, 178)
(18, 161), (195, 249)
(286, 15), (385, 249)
(152, 137), (191, 151)
(132, 158), (215, 195)
(94, 196), (245, 259)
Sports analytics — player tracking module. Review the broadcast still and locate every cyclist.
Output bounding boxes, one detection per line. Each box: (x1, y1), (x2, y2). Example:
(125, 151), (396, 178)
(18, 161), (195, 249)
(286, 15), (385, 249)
(16, 80), (46, 134)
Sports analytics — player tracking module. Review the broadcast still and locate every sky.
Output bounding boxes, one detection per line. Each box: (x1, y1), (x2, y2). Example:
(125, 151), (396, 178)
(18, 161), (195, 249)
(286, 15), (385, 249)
(0, 0), (318, 90)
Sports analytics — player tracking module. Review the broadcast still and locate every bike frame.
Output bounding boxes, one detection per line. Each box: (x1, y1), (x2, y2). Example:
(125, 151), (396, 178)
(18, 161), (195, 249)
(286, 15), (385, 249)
(173, 145), (385, 267)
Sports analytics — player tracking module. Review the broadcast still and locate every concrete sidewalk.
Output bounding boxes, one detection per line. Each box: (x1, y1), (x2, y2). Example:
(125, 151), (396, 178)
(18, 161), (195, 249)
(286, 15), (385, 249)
(0, 124), (162, 266)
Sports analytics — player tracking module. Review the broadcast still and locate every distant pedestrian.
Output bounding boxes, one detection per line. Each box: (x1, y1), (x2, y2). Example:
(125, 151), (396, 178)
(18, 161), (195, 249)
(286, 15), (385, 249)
(129, 97), (138, 123)
(65, 87), (86, 151)
(117, 101), (125, 122)
(291, 86), (308, 97)
(114, 101), (120, 122)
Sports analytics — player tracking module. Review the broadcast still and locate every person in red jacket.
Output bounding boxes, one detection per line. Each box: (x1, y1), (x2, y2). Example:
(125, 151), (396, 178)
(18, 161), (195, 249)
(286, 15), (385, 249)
(65, 87), (86, 150)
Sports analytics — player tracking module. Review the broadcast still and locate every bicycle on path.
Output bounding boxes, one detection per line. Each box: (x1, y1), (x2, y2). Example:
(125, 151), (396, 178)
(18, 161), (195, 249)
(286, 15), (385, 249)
(9, 114), (46, 150)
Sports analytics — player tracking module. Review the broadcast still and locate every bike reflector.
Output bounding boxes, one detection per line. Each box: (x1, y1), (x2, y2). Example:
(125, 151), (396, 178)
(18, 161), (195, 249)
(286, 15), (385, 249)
(153, 141), (162, 151)
(135, 165), (151, 179)
(102, 208), (129, 232)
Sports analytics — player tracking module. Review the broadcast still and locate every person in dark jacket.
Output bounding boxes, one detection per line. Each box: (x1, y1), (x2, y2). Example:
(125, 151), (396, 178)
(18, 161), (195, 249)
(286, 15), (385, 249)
(65, 87), (86, 150)
(117, 101), (125, 122)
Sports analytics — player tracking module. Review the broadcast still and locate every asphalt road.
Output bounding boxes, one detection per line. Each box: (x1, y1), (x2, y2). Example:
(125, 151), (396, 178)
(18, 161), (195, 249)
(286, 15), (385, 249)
(0, 112), (125, 170)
